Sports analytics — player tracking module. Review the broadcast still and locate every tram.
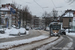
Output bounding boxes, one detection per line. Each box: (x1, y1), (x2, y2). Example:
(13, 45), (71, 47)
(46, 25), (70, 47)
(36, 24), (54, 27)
(49, 22), (61, 36)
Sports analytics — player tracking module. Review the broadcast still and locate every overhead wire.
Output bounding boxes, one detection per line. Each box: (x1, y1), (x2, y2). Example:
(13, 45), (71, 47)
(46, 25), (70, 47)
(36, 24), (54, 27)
(68, 0), (74, 5)
(51, 0), (56, 8)
(33, 0), (43, 9)
(64, 0), (75, 5)
(33, 0), (46, 12)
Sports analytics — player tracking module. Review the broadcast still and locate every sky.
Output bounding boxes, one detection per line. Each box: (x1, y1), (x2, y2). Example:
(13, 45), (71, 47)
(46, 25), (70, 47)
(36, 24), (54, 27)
(0, 0), (75, 17)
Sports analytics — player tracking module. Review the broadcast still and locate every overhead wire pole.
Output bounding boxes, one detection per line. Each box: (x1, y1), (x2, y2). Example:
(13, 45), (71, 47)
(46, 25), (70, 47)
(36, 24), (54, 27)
(0, 0), (1, 25)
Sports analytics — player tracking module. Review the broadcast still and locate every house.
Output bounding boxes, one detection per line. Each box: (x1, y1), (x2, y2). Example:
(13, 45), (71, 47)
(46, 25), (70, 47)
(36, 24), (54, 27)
(61, 9), (75, 29)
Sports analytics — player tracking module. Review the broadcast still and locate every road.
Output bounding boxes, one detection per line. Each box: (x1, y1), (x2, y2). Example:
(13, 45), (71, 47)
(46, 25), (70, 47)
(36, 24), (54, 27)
(47, 35), (75, 50)
(69, 36), (75, 50)
(0, 30), (42, 43)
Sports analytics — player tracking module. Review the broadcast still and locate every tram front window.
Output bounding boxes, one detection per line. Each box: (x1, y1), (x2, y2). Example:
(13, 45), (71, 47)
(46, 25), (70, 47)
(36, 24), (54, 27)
(52, 25), (61, 30)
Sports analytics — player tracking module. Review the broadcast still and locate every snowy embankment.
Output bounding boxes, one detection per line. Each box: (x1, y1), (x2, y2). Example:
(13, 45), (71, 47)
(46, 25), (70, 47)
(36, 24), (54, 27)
(0, 31), (29, 39)
(66, 29), (75, 37)
(0, 35), (49, 49)
(66, 32), (75, 37)
(0, 34), (15, 39)
(0, 27), (29, 39)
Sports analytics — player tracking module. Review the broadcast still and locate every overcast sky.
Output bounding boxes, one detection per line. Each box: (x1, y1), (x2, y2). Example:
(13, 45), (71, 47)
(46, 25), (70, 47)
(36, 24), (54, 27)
(0, 0), (75, 17)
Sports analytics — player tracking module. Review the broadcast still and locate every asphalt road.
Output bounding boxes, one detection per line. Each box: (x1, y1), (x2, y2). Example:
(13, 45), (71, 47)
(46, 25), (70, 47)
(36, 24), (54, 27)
(48, 35), (75, 50)
(0, 30), (42, 43)
(69, 36), (75, 50)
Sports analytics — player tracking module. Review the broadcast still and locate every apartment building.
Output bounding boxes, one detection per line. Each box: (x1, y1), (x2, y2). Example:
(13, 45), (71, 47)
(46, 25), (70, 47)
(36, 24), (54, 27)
(0, 3), (19, 28)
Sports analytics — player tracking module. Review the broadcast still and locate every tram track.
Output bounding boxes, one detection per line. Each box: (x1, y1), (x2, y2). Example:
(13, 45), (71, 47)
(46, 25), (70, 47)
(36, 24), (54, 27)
(7, 37), (59, 50)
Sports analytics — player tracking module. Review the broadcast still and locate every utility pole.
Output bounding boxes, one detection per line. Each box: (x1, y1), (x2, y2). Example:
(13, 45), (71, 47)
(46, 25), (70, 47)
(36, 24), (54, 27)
(18, 5), (21, 28)
(0, 0), (1, 25)
(18, 10), (21, 28)
(0, 7), (1, 25)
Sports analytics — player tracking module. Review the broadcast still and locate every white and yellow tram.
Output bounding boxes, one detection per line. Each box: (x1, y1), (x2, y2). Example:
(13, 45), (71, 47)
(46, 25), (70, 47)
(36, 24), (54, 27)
(49, 22), (61, 36)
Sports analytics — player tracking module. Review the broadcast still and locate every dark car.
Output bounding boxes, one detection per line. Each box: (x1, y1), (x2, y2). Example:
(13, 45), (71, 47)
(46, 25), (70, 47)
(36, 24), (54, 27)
(60, 29), (66, 35)
(0, 25), (6, 34)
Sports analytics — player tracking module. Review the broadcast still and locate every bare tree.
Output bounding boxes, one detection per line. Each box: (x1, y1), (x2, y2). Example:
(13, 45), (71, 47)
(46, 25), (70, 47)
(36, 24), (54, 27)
(42, 11), (52, 30)
(52, 9), (58, 21)
(22, 6), (32, 27)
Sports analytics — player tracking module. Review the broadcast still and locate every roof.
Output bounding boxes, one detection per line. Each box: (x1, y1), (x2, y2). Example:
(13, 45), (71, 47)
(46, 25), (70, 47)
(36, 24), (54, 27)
(0, 5), (11, 11)
(0, 8), (10, 11)
(63, 12), (73, 17)
(49, 22), (61, 26)
(61, 10), (75, 17)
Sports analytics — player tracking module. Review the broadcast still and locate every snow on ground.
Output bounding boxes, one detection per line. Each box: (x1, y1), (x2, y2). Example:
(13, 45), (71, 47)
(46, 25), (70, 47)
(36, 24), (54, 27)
(66, 29), (75, 37)
(9, 37), (58, 50)
(9, 28), (19, 34)
(0, 34), (15, 39)
(0, 35), (49, 49)
(66, 32), (75, 37)
(0, 27), (29, 39)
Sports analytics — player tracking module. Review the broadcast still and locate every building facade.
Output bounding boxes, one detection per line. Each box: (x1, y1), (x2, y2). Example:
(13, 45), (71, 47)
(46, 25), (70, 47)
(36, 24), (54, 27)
(61, 10), (75, 29)
(0, 3), (19, 28)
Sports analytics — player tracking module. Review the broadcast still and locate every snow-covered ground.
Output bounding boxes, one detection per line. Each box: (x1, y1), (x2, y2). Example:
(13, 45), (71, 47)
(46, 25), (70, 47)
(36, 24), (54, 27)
(0, 35), (49, 49)
(0, 27), (29, 39)
(66, 29), (75, 37)
(66, 32), (75, 37)
(1, 28), (75, 50)
(0, 31), (29, 39)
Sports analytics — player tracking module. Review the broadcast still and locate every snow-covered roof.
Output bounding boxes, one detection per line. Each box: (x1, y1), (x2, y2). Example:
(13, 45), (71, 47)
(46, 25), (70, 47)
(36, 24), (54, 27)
(0, 8), (10, 11)
(0, 6), (11, 11)
(63, 12), (73, 17)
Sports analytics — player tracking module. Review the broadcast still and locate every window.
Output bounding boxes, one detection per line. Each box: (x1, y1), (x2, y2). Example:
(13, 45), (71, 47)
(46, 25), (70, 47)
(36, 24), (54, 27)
(51, 25), (61, 30)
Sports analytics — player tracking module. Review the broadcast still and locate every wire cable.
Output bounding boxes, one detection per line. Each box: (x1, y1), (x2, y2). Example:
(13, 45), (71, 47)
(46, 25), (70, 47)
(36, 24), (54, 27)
(33, 0), (43, 9)
(33, 0), (46, 12)
(68, 0), (74, 5)
(51, 0), (56, 8)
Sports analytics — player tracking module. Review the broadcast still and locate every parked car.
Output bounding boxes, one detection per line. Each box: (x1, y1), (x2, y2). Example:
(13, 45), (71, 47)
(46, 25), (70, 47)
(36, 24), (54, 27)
(9, 27), (27, 36)
(26, 26), (30, 30)
(60, 29), (66, 35)
(19, 27), (26, 34)
(0, 25), (7, 34)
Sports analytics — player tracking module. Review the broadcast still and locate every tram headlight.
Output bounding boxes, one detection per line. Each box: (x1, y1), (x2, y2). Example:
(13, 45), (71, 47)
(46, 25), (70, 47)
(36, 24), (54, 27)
(53, 32), (57, 35)
(55, 32), (57, 33)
